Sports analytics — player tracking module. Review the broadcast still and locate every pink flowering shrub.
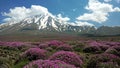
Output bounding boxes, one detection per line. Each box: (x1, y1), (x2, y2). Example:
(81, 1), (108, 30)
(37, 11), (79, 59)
(105, 42), (120, 46)
(47, 40), (64, 49)
(57, 44), (73, 51)
(96, 62), (119, 68)
(38, 43), (49, 49)
(83, 41), (110, 53)
(87, 53), (120, 68)
(105, 48), (118, 54)
(7, 42), (25, 47)
(99, 45), (110, 51)
(113, 45), (120, 51)
(38, 43), (54, 52)
(83, 41), (102, 53)
(83, 45), (101, 53)
(49, 51), (83, 67)
(105, 45), (120, 57)
(0, 41), (26, 48)
(21, 48), (47, 60)
(23, 60), (77, 68)
(89, 41), (101, 46)
(48, 40), (63, 46)
(0, 41), (29, 51)
(72, 43), (85, 52)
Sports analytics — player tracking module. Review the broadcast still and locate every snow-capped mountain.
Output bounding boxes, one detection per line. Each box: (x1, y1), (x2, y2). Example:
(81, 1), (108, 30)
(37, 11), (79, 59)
(1, 12), (120, 36)
(0, 13), (95, 34)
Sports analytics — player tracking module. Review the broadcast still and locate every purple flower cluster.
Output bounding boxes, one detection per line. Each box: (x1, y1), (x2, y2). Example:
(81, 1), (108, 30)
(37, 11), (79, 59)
(48, 40), (63, 46)
(96, 61), (119, 68)
(57, 44), (73, 51)
(49, 51), (83, 67)
(83, 45), (101, 53)
(38, 43), (49, 49)
(112, 45), (120, 51)
(94, 53), (120, 61)
(105, 42), (120, 46)
(99, 45), (110, 51)
(87, 53), (120, 67)
(89, 41), (101, 46)
(34, 40), (65, 49)
(86, 40), (120, 47)
(47, 40), (64, 48)
(83, 41), (111, 53)
(105, 45), (120, 57)
(23, 60), (77, 68)
(22, 48), (47, 60)
(0, 41), (27, 48)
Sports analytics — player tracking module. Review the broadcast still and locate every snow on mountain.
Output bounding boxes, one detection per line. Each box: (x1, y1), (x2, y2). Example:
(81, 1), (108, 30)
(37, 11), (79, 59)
(0, 5), (95, 33)
(0, 12), (95, 32)
(0, 5), (119, 36)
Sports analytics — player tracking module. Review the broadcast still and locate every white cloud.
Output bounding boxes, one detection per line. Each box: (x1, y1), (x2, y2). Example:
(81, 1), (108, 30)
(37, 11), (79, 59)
(75, 21), (94, 26)
(77, 0), (120, 23)
(69, 21), (94, 26)
(2, 5), (71, 24)
(2, 5), (51, 22)
(104, 0), (112, 2)
(57, 14), (70, 22)
(55, 14), (94, 27)
(77, 12), (108, 23)
(113, 7), (120, 11)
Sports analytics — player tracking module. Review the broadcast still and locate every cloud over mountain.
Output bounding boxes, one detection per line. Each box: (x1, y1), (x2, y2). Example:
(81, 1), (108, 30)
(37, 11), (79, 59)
(2, 5), (71, 23)
(57, 14), (70, 22)
(2, 5), (51, 22)
(2, 0), (119, 26)
(69, 21), (94, 26)
(2, 5), (94, 27)
(77, 0), (120, 23)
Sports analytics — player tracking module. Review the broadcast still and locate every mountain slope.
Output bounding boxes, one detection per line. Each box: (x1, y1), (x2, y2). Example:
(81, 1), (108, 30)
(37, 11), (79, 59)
(0, 13), (120, 36)
(95, 26), (120, 36)
(0, 13), (95, 34)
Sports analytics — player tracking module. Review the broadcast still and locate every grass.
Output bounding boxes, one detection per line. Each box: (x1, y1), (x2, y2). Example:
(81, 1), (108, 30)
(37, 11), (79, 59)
(13, 59), (30, 68)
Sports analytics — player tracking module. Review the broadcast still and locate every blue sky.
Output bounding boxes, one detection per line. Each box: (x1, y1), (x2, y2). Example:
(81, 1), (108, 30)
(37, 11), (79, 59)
(0, 0), (120, 27)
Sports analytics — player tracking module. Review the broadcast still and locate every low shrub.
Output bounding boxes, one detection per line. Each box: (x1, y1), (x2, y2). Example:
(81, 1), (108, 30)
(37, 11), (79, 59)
(49, 51), (83, 67)
(87, 53), (120, 68)
(72, 43), (85, 52)
(47, 40), (64, 49)
(99, 45), (109, 51)
(23, 60), (77, 68)
(83, 45), (101, 53)
(57, 44), (73, 51)
(21, 48), (47, 60)
(105, 45), (120, 57)
(38, 43), (49, 49)
(96, 62), (119, 68)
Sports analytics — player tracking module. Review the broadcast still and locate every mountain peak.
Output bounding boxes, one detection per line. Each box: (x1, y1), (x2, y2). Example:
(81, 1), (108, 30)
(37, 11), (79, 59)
(0, 13), (96, 33)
